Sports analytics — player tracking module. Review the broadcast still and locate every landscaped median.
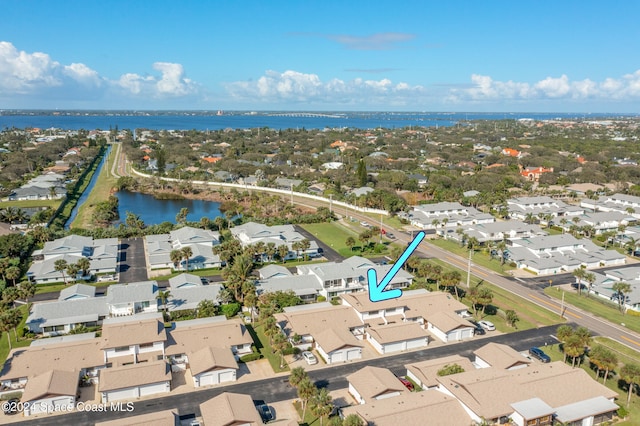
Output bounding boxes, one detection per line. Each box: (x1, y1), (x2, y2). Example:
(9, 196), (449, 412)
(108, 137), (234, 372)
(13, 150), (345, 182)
(544, 286), (640, 334)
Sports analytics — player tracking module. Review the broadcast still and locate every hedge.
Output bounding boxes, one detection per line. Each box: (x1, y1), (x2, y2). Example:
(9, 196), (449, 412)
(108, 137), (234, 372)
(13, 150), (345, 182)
(239, 352), (263, 363)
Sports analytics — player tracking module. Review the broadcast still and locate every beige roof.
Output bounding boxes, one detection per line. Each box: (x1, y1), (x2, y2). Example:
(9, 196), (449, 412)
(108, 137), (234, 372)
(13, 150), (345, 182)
(274, 304), (362, 339)
(95, 409), (178, 426)
(474, 342), (531, 370)
(405, 354), (475, 388)
(189, 346), (238, 376)
(404, 292), (469, 319)
(366, 322), (429, 344)
(0, 339), (104, 381)
(313, 328), (362, 353)
(347, 366), (408, 401)
(101, 318), (167, 349)
(437, 361), (618, 420)
(98, 361), (170, 392)
(21, 369), (79, 402)
(199, 392), (262, 426)
(340, 390), (471, 426)
(427, 310), (474, 333)
(165, 318), (253, 356)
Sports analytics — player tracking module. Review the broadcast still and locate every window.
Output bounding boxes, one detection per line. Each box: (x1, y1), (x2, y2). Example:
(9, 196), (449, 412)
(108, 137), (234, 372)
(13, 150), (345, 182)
(115, 346), (130, 352)
(139, 342), (154, 349)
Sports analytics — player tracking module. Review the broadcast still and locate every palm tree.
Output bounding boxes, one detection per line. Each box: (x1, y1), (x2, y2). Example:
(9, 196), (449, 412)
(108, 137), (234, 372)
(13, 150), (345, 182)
(310, 387), (333, 426)
(66, 263), (80, 283)
(170, 250), (183, 270)
(181, 246), (193, 271)
(277, 245), (289, 263)
(265, 242), (277, 263)
(289, 366), (308, 388)
(298, 377), (318, 421)
(584, 272), (596, 297)
(572, 267), (586, 296)
(613, 281), (632, 314)
(300, 239), (311, 260)
(157, 290), (172, 318)
(54, 259), (69, 285)
(18, 281), (36, 303)
(76, 257), (91, 279)
(564, 334), (585, 367)
(620, 363), (640, 407)
(272, 332), (289, 368)
(5, 266), (20, 286)
(0, 309), (21, 350)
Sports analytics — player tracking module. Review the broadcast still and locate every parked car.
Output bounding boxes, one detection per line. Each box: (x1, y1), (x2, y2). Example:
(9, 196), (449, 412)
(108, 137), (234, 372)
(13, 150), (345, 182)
(397, 376), (414, 391)
(529, 347), (551, 363)
(3, 398), (20, 415)
(478, 320), (495, 331)
(302, 351), (318, 365)
(386, 233), (396, 239)
(471, 321), (487, 335)
(256, 404), (275, 423)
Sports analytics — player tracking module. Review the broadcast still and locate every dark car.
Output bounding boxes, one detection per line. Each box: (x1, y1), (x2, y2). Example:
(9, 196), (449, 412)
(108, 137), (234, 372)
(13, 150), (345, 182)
(3, 398), (20, 415)
(529, 347), (551, 363)
(473, 324), (486, 335)
(256, 404), (275, 423)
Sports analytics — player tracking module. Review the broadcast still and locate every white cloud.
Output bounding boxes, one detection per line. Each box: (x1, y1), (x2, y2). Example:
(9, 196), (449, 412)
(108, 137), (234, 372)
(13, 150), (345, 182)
(225, 70), (423, 105)
(451, 71), (640, 103)
(0, 41), (201, 104)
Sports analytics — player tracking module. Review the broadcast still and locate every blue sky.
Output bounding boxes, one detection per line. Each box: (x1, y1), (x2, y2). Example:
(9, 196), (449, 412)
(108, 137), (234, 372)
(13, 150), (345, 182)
(1, 0), (639, 112)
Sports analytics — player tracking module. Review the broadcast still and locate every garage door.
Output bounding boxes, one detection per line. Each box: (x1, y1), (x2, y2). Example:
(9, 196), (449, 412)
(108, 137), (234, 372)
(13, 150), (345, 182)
(198, 373), (217, 387)
(407, 338), (425, 350)
(104, 388), (137, 403)
(139, 382), (167, 397)
(346, 349), (361, 361)
(384, 342), (405, 353)
(460, 328), (474, 339)
(219, 370), (235, 383)
(330, 351), (345, 363)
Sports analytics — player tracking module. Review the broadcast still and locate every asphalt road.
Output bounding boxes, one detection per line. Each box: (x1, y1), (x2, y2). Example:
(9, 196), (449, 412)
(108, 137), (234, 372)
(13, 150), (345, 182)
(14, 325), (559, 425)
(118, 238), (149, 283)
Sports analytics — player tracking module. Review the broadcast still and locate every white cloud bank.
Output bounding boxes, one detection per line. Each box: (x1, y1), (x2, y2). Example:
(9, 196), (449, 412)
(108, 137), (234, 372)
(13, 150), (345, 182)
(0, 41), (199, 103)
(2, 41), (640, 110)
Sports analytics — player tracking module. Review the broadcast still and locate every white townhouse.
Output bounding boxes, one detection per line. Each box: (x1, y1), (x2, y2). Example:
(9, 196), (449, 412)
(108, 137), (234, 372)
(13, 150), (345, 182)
(230, 221), (321, 261)
(442, 220), (546, 244)
(166, 273), (222, 312)
(28, 235), (118, 284)
(409, 202), (495, 230)
(145, 226), (222, 271)
(507, 234), (626, 275)
(581, 193), (640, 219)
(577, 266), (640, 312)
(507, 196), (584, 221)
(26, 281), (161, 336)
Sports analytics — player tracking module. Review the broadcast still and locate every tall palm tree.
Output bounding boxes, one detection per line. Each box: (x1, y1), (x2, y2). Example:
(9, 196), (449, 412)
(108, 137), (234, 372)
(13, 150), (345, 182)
(54, 259), (69, 285)
(181, 246), (193, 271)
(157, 290), (172, 318)
(5, 266), (20, 286)
(76, 257), (91, 278)
(170, 250), (183, 270)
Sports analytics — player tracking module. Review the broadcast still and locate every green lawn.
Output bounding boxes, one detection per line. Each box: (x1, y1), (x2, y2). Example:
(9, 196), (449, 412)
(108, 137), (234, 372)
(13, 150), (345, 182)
(300, 221), (390, 258)
(593, 337), (640, 366)
(544, 287), (640, 334)
(0, 199), (61, 209)
(0, 304), (33, 368)
(71, 143), (119, 229)
(428, 258), (564, 331)
(248, 324), (289, 373)
(429, 238), (514, 274)
(293, 400), (334, 426)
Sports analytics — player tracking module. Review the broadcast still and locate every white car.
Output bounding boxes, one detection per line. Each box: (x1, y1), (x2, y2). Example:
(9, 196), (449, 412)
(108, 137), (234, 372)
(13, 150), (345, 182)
(478, 320), (496, 331)
(302, 351), (318, 365)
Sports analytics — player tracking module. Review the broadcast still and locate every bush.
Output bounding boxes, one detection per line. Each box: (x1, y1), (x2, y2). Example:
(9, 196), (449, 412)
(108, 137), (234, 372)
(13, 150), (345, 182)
(317, 296), (326, 302)
(617, 405), (629, 419)
(221, 302), (241, 318)
(239, 352), (263, 363)
(330, 297), (341, 306)
(283, 347), (301, 356)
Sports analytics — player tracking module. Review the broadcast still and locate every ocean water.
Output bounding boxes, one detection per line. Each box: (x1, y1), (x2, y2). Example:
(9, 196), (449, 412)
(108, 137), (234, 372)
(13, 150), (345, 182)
(0, 111), (631, 131)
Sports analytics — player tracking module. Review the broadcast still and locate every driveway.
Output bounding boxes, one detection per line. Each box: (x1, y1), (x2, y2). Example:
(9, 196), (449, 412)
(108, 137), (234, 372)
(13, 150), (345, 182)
(294, 225), (343, 262)
(118, 237), (149, 283)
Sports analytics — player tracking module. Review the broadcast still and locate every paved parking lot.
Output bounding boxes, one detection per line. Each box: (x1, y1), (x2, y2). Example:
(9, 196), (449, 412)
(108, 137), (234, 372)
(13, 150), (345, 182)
(118, 237), (149, 283)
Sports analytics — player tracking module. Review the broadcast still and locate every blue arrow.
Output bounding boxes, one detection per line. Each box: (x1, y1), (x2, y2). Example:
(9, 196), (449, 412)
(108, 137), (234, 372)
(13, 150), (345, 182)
(367, 231), (426, 303)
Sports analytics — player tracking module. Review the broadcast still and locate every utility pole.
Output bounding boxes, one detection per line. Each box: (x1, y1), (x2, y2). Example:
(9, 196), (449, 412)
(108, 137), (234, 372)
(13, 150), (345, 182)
(379, 214), (383, 244)
(466, 249), (472, 288)
(560, 291), (565, 318)
(329, 194), (333, 214)
(290, 184), (293, 206)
